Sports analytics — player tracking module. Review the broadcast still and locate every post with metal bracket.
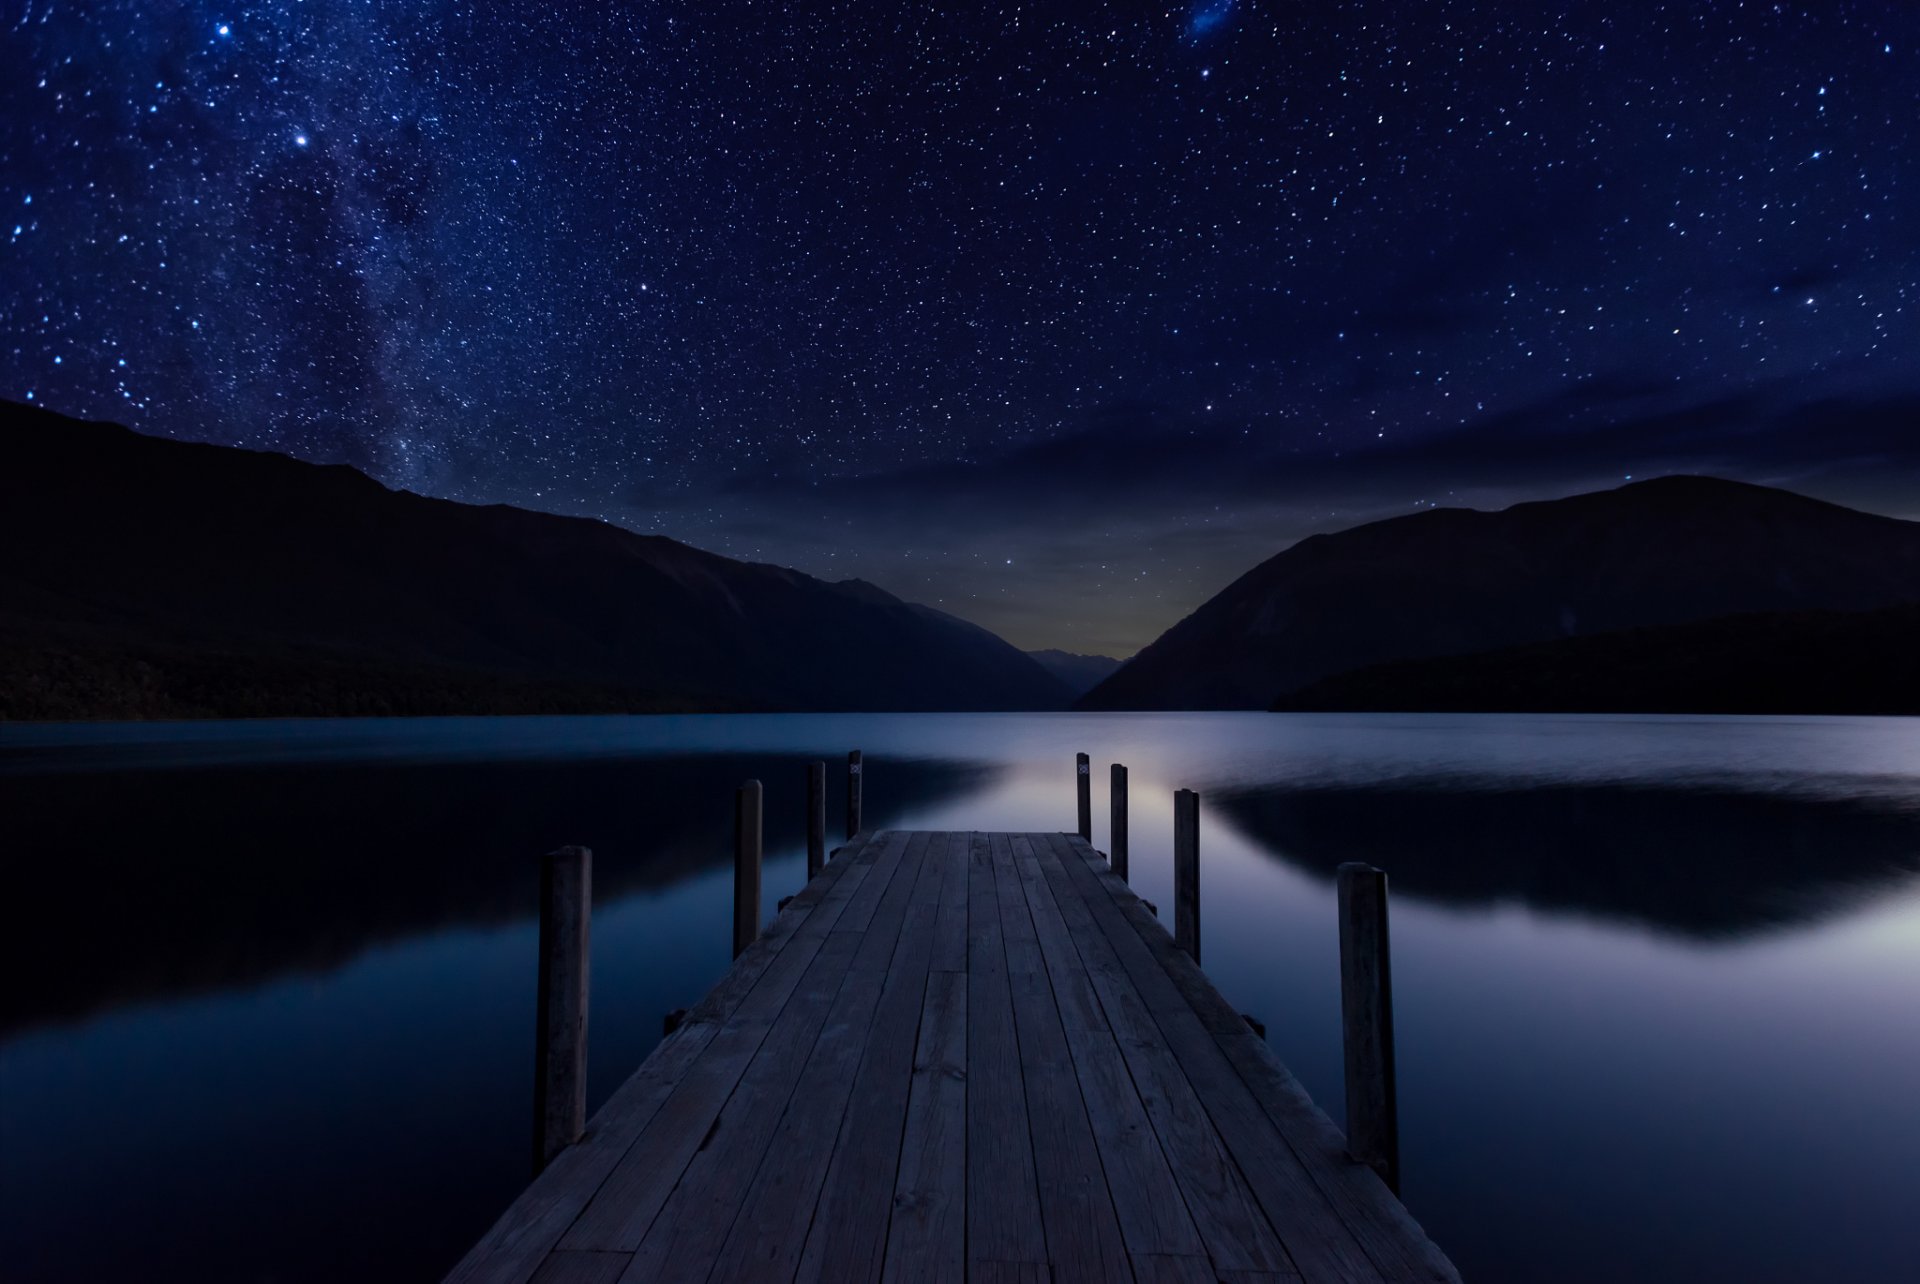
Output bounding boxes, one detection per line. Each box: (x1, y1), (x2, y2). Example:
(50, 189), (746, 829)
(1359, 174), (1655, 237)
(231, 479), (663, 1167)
(846, 749), (863, 839)
(1075, 752), (1092, 841)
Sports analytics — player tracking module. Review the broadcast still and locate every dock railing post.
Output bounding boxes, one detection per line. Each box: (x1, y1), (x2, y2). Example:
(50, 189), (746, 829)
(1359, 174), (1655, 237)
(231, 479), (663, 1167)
(1173, 789), (1199, 962)
(533, 845), (591, 1176)
(734, 781), (763, 957)
(807, 761), (827, 879)
(1075, 752), (1092, 841)
(1110, 763), (1129, 881)
(1337, 862), (1400, 1193)
(846, 750), (863, 839)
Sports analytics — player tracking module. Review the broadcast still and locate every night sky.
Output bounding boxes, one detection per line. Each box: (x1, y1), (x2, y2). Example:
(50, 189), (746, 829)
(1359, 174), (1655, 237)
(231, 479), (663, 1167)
(3, 1), (1916, 656)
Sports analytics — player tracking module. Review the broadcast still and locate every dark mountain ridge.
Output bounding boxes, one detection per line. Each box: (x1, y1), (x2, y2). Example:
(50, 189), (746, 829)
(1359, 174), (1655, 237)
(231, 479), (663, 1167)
(1081, 475), (1920, 710)
(0, 402), (1069, 716)
(1025, 648), (1123, 698)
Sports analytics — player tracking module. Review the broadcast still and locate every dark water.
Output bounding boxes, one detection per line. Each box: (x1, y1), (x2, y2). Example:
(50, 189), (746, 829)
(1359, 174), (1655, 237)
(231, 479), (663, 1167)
(3, 713), (1919, 1282)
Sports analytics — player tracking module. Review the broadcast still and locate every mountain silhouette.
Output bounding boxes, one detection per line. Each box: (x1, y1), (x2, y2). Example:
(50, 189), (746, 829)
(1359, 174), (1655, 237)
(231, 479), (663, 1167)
(1081, 475), (1920, 710)
(1025, 648), (1123, 698)
(0, 402), (1068, 716)
(1276, 603), (1920, 713)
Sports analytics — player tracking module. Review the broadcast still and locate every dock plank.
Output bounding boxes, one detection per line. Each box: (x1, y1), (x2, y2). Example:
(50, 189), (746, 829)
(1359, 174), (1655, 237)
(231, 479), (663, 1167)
(1031, 836), (1296, 1279)
(444, 834), (878, 1284)
(1049, 832), (1380, 1284)
(966, 834), (1047, 1269)
(792, 832), (948, 1284)
(558, 833), (906, 1252)
(448, 830), (1457, 1284)
(999, 834), (1135, 1284)
(1060, 835), (1461, 1284)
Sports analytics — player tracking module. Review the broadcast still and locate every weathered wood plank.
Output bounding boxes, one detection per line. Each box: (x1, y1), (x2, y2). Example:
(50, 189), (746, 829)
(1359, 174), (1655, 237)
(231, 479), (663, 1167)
(556, 835), (906, 1253)
(1013, 837), (1204, 1261)
(792, 833), (947, 1284)
(616, 930), (862, 1281)
(966, 834), (1047, 1269)
(1129, 1255), (1228, 1284)
(706, 966), (886, 1284)
(443, 837), (876, 1284)
(881, 965), (967, 1283)
(706, 841), (927, 1284)
(929, 829), (969, 972)
(1001, 835), (1135, 1284)
(1061, 836), (1460, 1283)
(456, 832), (1457, 1284)
(1033, 835), (1294, 1277)
(528, 1250), (630, 1284)
(1053, 833), (1385, 1283)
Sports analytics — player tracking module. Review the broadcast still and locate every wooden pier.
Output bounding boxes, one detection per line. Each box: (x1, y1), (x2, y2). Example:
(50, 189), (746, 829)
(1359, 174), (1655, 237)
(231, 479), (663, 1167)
(448, 824), (1458, 1283)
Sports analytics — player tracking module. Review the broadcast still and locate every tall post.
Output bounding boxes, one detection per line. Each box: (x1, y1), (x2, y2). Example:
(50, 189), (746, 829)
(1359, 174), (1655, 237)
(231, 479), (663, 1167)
(1337, 862), (1399, 1193)
(1075, 752), (1092, 841)
(846, 749), (863, 840)
(1173, 789), (1199, 963)
(1109, 763), (1129, 881)
(806, 761), (827, 879)
(533, 845), (591, 1175)
(734, 781), (764, 957)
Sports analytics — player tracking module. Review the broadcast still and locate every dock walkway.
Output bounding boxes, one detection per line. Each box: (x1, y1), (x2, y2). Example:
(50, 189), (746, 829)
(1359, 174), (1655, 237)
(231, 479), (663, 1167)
(447, 831), (1459, 1283)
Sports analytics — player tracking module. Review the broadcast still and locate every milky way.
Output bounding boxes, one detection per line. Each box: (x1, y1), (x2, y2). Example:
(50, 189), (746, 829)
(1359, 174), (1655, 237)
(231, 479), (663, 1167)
(3, 1), (1916, 653)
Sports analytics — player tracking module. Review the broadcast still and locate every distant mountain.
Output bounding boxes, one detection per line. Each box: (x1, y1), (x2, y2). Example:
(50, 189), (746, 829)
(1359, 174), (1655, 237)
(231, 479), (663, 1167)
(1080, 475), (1920, 711)
(0, 403), (1070, 717)
(1025, 648), (1123, 699)
(1276, 604), (1920, 714)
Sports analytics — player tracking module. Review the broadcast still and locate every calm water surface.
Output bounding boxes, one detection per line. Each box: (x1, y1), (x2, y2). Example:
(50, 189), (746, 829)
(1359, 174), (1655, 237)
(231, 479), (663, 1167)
(3, 712), (1919, 1281)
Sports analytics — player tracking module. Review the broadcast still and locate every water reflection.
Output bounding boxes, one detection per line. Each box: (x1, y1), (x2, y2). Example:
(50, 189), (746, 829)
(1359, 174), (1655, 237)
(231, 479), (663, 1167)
(4, 713), (1920, 1284)
(1211, 782), (1920, 940)
(0, 751), (993, 1036)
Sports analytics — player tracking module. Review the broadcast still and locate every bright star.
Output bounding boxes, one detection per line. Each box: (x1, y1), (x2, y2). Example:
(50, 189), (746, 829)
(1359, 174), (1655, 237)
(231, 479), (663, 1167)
(217, 23), (231, 37)
(295, 133), (309, 147)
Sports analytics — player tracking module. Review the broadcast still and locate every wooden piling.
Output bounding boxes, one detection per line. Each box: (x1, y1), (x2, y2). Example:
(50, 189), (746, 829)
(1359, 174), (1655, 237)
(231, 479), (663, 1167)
(1109, 763), (1129, 881)
(1337, 862), (1400, 1193)
(1173, 788), (1199, 963)
(532, 845), (591, 1175)
(846, 749), (863, 839)
(1075, 752), (1092, 841)
(807, 761), (827, 879)
(734, 781), (763, 958)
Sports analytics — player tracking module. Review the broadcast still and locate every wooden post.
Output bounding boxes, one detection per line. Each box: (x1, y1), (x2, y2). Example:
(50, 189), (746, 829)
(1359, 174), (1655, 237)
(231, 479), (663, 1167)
(846, 750), (863, 840)
(734, 781), (763, 957)
(1173, 789), (1199, 963)
(1109, 763), (1129, 881)
(1075, 752), (1092, 841)
(1337, 862), (1399, 1193)
(807, 761), (827, 879)
(533, 845), (590, 1175)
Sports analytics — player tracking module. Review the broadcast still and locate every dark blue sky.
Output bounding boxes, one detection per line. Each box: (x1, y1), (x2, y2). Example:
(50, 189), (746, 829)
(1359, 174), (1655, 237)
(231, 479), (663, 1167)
(3, 1), (1916, 654)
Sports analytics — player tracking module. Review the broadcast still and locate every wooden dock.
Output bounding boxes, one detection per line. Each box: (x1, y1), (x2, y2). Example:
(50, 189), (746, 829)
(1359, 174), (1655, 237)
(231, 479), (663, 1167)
(447, 830), (1459, 1284)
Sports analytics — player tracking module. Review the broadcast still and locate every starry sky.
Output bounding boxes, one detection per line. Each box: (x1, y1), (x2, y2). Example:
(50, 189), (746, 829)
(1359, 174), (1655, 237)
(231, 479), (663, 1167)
(3, 0), (1917, 656)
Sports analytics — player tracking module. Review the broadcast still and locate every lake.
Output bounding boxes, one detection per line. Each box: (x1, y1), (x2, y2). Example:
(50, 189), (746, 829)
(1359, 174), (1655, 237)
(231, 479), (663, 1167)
(3, 712), (1919, 1281)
